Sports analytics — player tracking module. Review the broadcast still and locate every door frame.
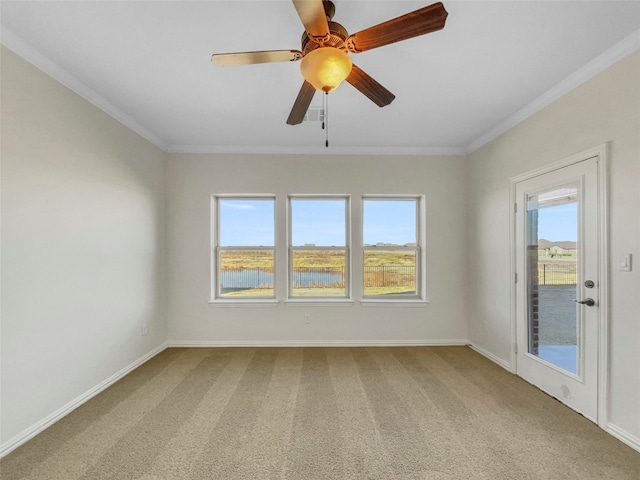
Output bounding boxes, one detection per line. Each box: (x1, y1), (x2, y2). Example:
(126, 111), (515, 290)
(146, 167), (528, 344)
(509, 143), (609, 428)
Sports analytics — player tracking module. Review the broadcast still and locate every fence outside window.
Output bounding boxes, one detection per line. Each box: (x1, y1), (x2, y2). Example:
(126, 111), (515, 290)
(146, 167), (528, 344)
(220, 265), (417, 291)
(220, 263), (574, 291)
(537, 263), (577, 285)
(364, 265), (415, 287)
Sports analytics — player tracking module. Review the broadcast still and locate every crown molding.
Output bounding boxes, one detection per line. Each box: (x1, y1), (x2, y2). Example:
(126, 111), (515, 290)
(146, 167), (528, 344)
(1, 27), (169, 152)
(464, 29), (640, 155)
(167, 144), (467, 156)
(4, 23), (638, 158)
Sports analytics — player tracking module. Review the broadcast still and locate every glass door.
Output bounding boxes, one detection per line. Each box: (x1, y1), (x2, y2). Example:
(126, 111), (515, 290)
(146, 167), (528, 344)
(515, 156), (599, 421)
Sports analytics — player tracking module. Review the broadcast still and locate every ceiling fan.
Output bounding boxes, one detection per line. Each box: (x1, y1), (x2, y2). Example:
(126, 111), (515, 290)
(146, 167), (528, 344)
(211, 0), (448, 126)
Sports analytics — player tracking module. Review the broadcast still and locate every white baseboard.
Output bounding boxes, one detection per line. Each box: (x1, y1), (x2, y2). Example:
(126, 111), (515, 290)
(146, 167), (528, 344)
(469, 343), (514, 372)
(168, 339), (471, 348)
(606, 422), (640, 453)
(0, 342), (168, 458)
(468, 346), (640, 453)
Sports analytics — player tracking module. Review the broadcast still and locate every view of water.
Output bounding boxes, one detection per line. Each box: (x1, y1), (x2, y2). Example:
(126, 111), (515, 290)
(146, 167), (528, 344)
(220, 269), (344, 290)
(220, 269), (274, 289)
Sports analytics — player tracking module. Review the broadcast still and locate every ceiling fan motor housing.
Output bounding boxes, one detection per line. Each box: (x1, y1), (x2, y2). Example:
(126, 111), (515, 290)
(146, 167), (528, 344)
(301, 21), (349, 55)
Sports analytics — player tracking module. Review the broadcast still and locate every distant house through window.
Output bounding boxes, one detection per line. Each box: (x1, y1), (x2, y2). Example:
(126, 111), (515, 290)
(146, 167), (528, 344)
(213, 196), (275, 299)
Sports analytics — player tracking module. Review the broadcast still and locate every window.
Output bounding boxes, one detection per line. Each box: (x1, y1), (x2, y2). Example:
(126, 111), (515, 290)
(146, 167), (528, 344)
(362, 197), (422, 299)
(289, 197), (349, 298)
(212, 197), (275, 300)
(212, 194), (423, 303)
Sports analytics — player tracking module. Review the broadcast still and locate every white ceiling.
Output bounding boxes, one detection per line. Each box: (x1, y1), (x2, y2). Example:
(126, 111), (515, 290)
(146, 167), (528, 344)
(2, 1), (639, 155)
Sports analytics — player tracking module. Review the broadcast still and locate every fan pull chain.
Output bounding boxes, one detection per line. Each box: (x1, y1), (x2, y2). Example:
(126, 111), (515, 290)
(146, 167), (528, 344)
(324, 92), (329, 148)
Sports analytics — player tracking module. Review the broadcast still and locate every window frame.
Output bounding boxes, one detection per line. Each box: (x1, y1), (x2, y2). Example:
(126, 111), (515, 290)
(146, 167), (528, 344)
(287, 195), (351, 303)
(361, 195), (427, 304)
(210, 195), (277, 304)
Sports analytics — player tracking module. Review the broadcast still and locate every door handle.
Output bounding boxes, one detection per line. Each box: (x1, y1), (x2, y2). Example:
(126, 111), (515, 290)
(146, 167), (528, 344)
(574, 298), (596, 307)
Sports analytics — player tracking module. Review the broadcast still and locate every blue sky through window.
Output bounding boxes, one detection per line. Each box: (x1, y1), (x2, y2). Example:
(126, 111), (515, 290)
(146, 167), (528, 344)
(291, 199), (346, 246)
(218, 196), (575, 247)
(538, 203), (577, 242)
(219, 198), (274, 246)
(363, 200), (416, 245)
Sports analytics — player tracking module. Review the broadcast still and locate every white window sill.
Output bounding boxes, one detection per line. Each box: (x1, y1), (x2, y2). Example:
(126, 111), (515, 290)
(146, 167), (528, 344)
(209, 300), (280, 308)
(360, 300), (429, 307)
(285, 300), (354, 307)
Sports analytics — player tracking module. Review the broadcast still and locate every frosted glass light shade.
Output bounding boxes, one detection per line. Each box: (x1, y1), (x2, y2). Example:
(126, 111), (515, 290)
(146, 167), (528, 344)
(300, 47), (353, 93)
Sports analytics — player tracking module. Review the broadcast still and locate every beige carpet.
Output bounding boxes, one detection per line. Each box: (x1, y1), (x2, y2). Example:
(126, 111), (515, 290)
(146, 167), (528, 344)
(1, 346), (638, 479)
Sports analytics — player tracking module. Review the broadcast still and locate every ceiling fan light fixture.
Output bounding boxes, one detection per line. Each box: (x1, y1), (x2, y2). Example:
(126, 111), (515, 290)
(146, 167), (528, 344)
(300, 47), (352, 93)
(212, 1), (448, 124)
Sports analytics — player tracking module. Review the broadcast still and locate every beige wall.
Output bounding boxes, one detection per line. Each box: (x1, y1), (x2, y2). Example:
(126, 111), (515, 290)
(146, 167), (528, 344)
(166, 153), (469, 345)
(2, 41), (638, 455)
(1, 47), (168, 448)
(467, 51), (640, 444)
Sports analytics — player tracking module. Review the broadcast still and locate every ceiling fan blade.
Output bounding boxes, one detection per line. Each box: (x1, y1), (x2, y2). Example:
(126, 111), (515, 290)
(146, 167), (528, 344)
(346, 2), (448, 53)
(346, 65), (395, 107)
(292, 0), (330, 42)
(287, 80), (316, 125)
(211, 50), (303, 67)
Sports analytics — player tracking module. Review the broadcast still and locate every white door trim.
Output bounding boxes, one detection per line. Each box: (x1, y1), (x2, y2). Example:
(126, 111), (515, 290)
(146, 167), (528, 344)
(509, 143), (608, 428)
